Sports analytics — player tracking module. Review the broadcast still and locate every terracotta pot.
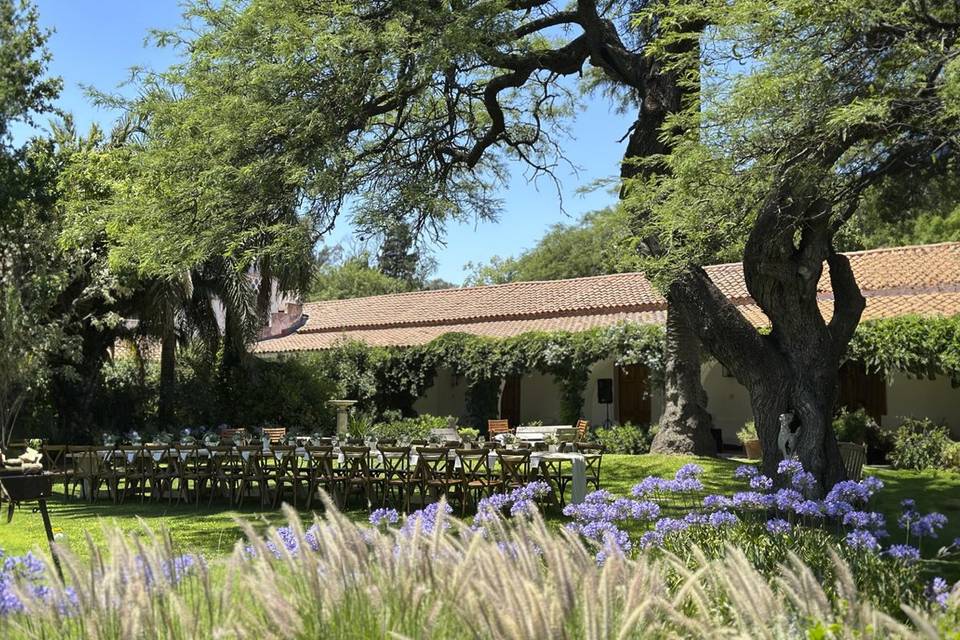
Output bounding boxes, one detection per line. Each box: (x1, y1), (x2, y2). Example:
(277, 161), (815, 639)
(743, 439), (762, 460)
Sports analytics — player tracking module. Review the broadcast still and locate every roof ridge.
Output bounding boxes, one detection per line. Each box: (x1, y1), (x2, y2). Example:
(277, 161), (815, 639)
(299, 301), (667, 335)
(702, 241), (960, 269)
(302, 270), (650, 308)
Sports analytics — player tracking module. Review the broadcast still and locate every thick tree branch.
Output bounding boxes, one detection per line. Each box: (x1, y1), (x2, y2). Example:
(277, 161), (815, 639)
(667, 266), (775, 385)
(825, 251), (866, 359)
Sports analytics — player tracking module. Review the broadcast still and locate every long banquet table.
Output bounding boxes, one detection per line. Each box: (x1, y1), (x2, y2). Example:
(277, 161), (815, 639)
(72, 445), (592, 504)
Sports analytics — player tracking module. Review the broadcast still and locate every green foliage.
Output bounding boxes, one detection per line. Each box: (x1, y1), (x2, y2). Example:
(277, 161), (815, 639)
(832, 408), (875, 444)
(457, 427), (480, 441)
(737, 421), (757, 443)
(89, 348), (336, 437)
(308, 251), (409, 302)
(594, 422), (651, 454)
(373, 414), (452, 441)
(847, 316), (960, 387)
(659, 521), (925, 617)
(943, 442), (960, 471)
(889, 418), (953, 471)
(463, 208), (632, 286)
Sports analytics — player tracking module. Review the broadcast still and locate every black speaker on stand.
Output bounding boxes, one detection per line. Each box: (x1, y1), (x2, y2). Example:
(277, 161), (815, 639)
(597, 378), (613, 427)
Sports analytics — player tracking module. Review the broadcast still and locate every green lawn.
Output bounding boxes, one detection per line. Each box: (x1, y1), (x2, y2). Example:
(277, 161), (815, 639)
(2, 454), (959, 567)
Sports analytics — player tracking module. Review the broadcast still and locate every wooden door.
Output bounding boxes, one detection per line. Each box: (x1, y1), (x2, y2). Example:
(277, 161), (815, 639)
(500, 375), (522, 427)
(838, 360), (887, 422)
(617, 364), (651, 426)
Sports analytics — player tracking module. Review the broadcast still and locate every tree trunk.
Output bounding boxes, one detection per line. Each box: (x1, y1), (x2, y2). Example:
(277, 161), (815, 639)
(620, 28), (715, 454)
(651, 306), (716, 455)
(667, 224), (865, 494)
(158, 316), (176, 427)
(750, 362), (845, 487)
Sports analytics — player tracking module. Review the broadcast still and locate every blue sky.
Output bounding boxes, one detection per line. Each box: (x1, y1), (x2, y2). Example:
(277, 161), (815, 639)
(22, 1), (633, 284)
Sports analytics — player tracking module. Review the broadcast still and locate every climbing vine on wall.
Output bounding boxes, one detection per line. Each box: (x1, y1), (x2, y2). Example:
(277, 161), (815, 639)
(274, 315), (960, 422)
(846, 315), (960, 387)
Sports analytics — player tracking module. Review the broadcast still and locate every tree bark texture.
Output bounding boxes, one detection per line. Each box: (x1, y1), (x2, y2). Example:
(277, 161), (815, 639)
(667, 186), (865, 494)
(621, 23), (715, 454)
(650, 306), (716, 455)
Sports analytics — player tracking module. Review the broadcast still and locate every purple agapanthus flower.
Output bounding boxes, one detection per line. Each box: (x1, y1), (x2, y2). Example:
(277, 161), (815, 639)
(926, 577), (952, 609)
(842, 511), (886, 531)
(845, 529), (880, 552)
(885, 545), (921, 562)
(750, 475), (774, 491)
(370, 508), (400, 527)
(910, 513), (948, 539)
(734, 464), (758, 479)
(777, 459), (804, 476)
(765, 518), (791, 535)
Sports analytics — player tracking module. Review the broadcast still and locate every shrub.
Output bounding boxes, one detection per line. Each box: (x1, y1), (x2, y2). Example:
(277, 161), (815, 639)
(374, 413), (454, 440)
(942, 442), (960, 471)
(889, 418), (952, 470)
(594, 422), (651, 454)
(737, 420), (757, 443)
(833, 407), (875, 443)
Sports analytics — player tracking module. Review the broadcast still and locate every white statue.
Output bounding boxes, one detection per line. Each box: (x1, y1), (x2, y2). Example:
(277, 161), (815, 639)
(777, 412), (800, 459)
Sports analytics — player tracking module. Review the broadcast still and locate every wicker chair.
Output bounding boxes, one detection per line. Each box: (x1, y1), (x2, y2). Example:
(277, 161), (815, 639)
(838, 442), (867, 481)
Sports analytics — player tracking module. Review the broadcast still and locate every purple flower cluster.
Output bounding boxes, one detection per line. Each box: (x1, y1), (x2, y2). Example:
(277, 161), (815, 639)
(765, 518), (791, 535)
(926, 576), (951, 609)
(845, 529), (881, 552)
(1, 550), (78, 617)
(631, 464), (704, 497)
(369, 508), (400, 528)
(474, 481), (552, 527)
(401, 502), (454, 537)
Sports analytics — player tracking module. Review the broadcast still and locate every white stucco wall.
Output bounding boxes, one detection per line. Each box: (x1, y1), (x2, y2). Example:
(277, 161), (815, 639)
(700, 361), (754, 444)
(883, 372), (960, 438)
(411, 363), (960, 442)
(518, 371), (564, 424)
(413, 367), (468, 422)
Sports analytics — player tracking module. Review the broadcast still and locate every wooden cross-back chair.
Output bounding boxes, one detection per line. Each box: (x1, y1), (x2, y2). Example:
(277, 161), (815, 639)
(143, 444), (177, 503)
(338, 445), (375, 509)
(174, 444), (207, 507)
(206, 445), (242, 506)
(66, 445), (102, 501)
(268, 444), (303, 508)
(496, 449), (532, 492)
(236, 446), (271, 507)
(414, 447), (459, 508)
(455, 449), (500, 516)
(378, 445), (414, 510)
(304, 445), (338, 510)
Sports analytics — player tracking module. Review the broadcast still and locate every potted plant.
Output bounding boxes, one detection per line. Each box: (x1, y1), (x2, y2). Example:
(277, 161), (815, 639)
(543, 433), (560, 453)
(458, 427), (480, 446)
(203, 431), (221, 447)
(738, 421), (762, 460)
(179, 428), (197, 446)
(101, 432), (118, 448)
(501, 433), (518, 449)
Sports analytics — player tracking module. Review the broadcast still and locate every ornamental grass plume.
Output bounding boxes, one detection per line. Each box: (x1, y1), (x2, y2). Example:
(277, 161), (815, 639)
(0, 493), (952, 639)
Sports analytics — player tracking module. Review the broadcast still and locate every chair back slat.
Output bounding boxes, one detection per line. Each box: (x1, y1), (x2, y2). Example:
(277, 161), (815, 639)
(487, 419), (511, 436)
(575, 419), (590, 441)
(838, 442), (867, 481)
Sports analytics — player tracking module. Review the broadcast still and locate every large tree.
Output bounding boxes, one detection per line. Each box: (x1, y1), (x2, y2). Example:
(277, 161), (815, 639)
(631, 0), (960, 491)
(121, 0), (719, 451)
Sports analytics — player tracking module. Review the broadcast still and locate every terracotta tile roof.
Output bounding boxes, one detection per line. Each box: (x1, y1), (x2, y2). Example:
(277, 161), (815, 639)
(255, 242), (960, 353)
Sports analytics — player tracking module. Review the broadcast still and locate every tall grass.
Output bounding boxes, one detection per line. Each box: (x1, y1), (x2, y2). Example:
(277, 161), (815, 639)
(2, 495), (955, 639)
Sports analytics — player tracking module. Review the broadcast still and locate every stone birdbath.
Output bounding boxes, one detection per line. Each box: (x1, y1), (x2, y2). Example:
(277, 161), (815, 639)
(327, 399), (358, 439)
